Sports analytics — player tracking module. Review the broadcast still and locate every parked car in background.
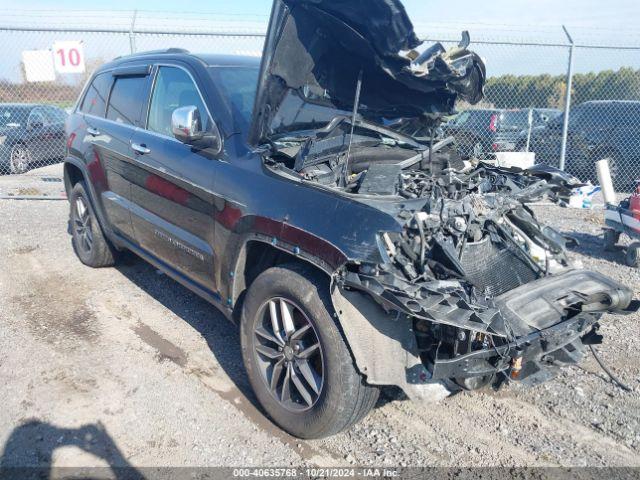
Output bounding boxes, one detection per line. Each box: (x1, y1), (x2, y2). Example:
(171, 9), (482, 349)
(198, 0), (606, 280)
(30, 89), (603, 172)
(443, 108), (558, 158)
(0, 103), (68, 174)
(442, 108), (498, 158)
(528, 101), (640, 188)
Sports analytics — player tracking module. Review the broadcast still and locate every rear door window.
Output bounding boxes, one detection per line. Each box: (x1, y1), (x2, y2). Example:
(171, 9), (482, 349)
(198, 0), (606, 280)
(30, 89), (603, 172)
(80, 73), (111, 117)
(106, 76), (148, 126)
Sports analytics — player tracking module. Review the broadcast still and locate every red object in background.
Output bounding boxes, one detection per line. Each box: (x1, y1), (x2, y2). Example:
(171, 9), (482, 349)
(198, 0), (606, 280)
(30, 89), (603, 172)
(489, 114), (497, 132)
(629, 186), (640, 221)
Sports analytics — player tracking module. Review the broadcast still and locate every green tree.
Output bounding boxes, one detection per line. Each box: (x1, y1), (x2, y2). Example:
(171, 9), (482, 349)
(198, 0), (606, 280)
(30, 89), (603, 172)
(483, 67), (640, 109)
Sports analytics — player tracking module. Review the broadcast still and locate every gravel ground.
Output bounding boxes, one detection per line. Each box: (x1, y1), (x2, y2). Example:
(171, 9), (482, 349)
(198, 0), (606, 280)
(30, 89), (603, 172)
(0, 168), (639, 470)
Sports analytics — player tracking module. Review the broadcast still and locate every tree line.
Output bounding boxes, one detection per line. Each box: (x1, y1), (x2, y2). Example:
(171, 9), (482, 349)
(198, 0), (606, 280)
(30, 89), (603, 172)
(1, 64), (638, 112)
(484, 67), (640, 109)
(0, 80), (81, 108)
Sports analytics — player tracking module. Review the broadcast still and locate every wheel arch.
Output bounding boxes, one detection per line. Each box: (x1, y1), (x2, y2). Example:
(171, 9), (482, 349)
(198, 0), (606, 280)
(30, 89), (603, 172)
(230, 238), (333, 319)
(63, 158), (116, 244)
(63, 160), (85, 197)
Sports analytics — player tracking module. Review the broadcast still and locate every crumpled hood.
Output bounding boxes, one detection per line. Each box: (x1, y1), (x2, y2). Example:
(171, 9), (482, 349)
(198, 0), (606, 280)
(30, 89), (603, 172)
(249, 0), (487, 147)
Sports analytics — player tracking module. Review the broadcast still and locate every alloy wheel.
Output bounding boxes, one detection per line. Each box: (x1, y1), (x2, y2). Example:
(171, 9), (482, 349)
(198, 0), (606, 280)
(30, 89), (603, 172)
(73, 196), (94, 254)
(10, 145), (31, 174)
(253, 298), (324, 412)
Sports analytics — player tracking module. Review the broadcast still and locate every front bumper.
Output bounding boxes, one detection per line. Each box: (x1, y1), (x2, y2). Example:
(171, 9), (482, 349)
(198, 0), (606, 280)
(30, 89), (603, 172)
(334, 269), (636, 401)
(429, 313), (598, 386)
(427, 269), (637, 386)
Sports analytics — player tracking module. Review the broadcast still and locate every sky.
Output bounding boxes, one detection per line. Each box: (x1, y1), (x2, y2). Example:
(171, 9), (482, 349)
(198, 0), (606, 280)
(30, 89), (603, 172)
(0, 0), (638, 82)
(2, 0), (639, 35)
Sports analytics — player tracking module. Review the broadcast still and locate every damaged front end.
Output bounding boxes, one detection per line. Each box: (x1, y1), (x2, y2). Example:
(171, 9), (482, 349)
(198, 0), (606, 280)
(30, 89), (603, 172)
(338, 165), (637, 393)
(251, 0), (638, 399)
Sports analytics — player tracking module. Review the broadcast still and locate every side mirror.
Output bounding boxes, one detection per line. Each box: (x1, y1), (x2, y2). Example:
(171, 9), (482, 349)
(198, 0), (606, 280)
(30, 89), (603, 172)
(172, 106), (204, 143)
(171, 106), (222, 154)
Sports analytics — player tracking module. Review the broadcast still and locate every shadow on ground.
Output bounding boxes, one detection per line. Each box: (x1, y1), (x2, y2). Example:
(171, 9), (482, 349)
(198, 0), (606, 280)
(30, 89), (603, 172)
(0, 420), (143, 479)
(114, 255), (257, 405)
(564, 231), (630, 266)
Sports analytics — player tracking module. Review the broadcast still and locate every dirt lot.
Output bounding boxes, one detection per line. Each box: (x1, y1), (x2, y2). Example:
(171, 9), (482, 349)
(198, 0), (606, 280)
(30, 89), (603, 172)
(1, 168), (639, 470)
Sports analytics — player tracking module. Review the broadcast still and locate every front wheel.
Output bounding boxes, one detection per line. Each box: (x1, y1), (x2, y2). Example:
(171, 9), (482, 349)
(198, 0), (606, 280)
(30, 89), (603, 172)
(9, 144), (31, 174)
(240, 264), (379, 439)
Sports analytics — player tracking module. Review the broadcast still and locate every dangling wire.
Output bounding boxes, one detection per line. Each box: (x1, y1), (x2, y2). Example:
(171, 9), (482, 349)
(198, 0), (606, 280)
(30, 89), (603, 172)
(589, 345), (632, 392)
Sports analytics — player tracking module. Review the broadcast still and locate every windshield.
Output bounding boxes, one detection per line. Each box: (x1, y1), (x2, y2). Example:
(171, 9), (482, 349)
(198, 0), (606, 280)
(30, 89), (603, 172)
(208, 66), (259, 131)
(0, 107), (29, 128)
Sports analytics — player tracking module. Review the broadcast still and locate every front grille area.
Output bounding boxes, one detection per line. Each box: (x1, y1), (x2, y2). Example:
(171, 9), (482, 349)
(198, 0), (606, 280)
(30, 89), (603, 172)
(459, 236), (538, 297)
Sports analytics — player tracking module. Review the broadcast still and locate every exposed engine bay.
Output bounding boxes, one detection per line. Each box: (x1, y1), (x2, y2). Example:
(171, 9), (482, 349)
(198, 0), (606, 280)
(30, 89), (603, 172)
(266, 126), (637, 392)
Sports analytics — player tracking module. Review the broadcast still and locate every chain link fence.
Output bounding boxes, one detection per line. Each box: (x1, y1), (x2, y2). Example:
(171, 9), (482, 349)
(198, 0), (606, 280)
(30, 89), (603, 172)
(0, 15), (639, 191)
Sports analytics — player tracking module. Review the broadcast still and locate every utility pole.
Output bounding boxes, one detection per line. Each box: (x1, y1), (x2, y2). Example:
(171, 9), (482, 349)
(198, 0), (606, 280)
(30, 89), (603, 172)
(129, 10), (138, 54)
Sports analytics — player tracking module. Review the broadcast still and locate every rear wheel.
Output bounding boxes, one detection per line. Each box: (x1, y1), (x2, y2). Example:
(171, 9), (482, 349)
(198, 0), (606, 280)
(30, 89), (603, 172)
(240, 264), (379, 439)
(70, 181), (116, 268)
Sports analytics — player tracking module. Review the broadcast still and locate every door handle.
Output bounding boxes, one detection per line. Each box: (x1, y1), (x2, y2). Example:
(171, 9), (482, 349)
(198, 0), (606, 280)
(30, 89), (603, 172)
(87, 127), (100, 136)
(132, 143), (151, 155)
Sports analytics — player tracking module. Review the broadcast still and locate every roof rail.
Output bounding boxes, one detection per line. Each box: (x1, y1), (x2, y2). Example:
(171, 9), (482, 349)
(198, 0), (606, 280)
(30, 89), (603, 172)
(114, 48), (190, 60)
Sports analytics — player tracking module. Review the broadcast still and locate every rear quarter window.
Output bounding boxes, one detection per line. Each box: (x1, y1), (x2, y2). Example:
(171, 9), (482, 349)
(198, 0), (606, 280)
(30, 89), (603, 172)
(80, 73), (112, 117)
(106, 76), (148, 126)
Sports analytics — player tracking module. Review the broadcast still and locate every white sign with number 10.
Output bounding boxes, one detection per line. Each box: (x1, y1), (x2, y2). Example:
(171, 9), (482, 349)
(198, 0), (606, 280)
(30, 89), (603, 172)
(52, 41), (85, 74)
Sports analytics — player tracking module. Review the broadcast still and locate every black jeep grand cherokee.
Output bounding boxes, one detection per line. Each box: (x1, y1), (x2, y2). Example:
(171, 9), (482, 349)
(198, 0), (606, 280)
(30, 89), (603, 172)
(64, 0), (636, 439)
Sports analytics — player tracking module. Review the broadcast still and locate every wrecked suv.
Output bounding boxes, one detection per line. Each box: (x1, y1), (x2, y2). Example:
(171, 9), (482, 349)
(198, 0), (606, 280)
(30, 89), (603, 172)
(64, 0), (637, 439)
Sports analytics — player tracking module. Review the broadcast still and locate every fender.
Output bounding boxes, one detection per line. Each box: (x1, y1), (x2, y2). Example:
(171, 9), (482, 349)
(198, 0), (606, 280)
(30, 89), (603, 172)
(228, 224), (348, 308)
(331, 286), (451, 403)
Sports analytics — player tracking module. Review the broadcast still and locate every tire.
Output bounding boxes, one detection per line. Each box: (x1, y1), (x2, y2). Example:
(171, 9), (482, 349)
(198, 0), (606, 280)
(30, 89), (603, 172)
(69, 181), (116, 268)
(603, 229), (620, 252)
(240, 264), (379, 439)
(9, 143), (31, 174)
(626, 242), (640, 268)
